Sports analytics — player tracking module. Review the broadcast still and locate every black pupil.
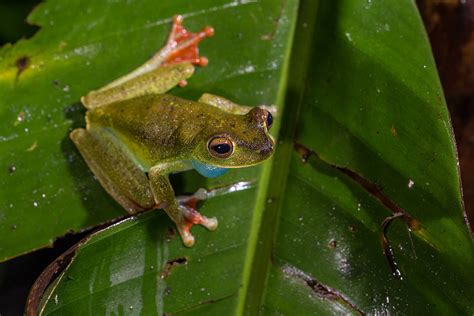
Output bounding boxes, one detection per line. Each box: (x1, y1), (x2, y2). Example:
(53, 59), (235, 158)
(213, 143), (231, 154)
(266, 112), (273, 128)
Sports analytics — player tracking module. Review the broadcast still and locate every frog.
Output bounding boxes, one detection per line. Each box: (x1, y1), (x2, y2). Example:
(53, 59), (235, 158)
(70, 15), (275, 247)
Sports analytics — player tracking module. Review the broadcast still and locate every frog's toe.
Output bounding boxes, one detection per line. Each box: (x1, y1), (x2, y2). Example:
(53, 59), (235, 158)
(173, 204), (217, 246)
(181, 205), (218, 230)
(201, 216), (218, 231)
(180, 228), (195, 247)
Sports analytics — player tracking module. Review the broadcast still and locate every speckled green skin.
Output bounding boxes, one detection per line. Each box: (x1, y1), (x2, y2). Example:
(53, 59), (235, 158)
(87, 93), (274, 171)
(70, 58), (274, 246)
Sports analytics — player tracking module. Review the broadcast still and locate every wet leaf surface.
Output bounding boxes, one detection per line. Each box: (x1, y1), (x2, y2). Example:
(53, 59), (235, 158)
(0, 0), (291, 261)
(0, 0), (472, 315)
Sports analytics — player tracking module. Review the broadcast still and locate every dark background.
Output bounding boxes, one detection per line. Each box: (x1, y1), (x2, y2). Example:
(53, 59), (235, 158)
(416, 0), (474, 233)
(0, 0), (472, 314)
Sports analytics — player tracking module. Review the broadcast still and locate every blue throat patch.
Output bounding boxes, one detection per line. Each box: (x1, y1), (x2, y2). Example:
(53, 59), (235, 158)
(192, 160), (229, 178)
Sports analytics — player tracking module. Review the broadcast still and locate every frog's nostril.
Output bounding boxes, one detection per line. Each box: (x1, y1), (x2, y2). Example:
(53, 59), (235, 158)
(259, 142), (274, 156)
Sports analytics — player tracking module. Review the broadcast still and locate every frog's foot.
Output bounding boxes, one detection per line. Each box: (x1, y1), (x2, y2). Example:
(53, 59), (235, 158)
(177, 205), (218, 247)
(175, 194), (218, 247)
(182, 193), (218, 231)
(96, 15), (213, 91)
(161, 15), (214, 67)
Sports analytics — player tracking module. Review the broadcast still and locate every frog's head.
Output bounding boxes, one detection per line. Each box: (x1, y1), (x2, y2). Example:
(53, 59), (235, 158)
(194, 107), (275, 168)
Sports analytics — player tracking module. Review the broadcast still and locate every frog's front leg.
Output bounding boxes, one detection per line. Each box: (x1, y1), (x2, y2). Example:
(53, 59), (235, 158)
(199, 93), (277, 116)
(148, 165), (218, 247)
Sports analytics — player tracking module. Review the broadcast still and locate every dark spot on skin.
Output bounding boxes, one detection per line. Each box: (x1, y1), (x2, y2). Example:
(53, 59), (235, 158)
(15, 56), (30, 81)
(160, 257), (188, 279)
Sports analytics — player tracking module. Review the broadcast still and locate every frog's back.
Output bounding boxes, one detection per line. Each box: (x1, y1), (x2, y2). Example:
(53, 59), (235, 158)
(89, 94), (199, 125)
(86, 94), (223, 164)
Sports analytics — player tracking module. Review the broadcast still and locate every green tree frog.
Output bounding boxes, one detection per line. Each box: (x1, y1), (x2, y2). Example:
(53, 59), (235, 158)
(70, 16), (275, 247)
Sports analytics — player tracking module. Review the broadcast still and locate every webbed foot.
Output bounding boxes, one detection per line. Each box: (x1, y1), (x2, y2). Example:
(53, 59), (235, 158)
(95, 15), (214, 93)
(162, 15), (214, 67)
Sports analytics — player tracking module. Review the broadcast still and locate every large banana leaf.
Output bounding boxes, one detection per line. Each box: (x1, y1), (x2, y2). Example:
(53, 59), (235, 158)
(0, 0), (471, 314)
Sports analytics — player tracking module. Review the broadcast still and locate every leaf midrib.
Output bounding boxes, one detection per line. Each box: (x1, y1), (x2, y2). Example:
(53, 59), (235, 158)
(236, 0), (317, 313)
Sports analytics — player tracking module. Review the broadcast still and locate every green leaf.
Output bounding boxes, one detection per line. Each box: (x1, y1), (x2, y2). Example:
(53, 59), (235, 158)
(0, 0), (292, 261)
(0, 0), (471, 314)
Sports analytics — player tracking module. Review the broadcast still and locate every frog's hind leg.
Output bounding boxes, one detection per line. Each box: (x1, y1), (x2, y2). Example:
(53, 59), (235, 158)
(105, 15), (213, 89)
(81, 15), (214, 109)
(70, 128), (155, 214)
(160, 15), (214, 67)
(81, 63), (195, 109)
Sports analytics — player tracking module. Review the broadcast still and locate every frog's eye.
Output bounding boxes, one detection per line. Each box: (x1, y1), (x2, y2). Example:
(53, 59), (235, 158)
(208, 136), (234, 158)
(265, 111), (273, 130)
